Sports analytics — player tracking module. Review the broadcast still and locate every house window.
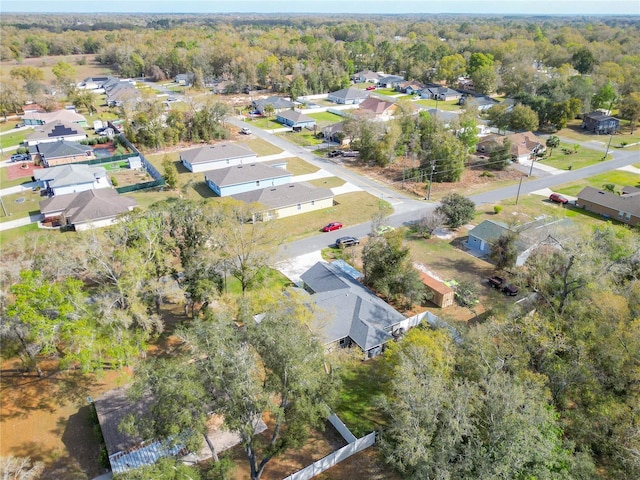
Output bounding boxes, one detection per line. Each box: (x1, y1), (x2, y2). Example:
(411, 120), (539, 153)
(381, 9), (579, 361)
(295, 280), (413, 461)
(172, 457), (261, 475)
(624, 212), (631, 221)
(311, 200), (315, 206)
(617, 211), (624, 219)
(297, 203), (301, 210)
(256, 180), (260, 187)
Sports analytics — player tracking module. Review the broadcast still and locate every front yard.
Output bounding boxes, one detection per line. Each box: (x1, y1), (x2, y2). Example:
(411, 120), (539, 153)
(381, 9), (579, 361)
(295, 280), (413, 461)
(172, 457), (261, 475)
(413, 98), (462, 111)
(537, 141), (611, 170)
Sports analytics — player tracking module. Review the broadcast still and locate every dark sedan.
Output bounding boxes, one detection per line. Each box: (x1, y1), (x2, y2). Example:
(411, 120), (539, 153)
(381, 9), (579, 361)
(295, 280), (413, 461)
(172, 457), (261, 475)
(335, 236), (359, 247)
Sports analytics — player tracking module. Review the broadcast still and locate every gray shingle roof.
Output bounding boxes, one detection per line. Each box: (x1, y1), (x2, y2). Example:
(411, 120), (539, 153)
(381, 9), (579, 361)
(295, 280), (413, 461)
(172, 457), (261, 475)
(468, 220), (509, 243)
(328, 87), (369, 101)
(33, 164), (105, 188)
(276, 110), (315, 123)
(301, 262), (404, 351)
(204, 163), (291, 187)
(577, 186), (640, 216)
(40, 189), (137, 224)
(231, 182), (332, 209)
(253, 96), (294, 111)
(26, 121), (87, 142)
(36, 140), (93, 159)
(181, 143), (256, 164)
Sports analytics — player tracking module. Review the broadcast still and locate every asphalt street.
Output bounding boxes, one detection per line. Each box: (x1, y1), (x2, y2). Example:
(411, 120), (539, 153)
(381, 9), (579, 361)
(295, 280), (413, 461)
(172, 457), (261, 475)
(226, 116), (639, 260)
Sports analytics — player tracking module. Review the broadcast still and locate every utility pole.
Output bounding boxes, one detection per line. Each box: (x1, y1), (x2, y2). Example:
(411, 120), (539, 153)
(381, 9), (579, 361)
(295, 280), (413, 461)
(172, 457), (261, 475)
(515, 177), (523, 205)
(603, 133), (613, 160)
(427, 161), (436, 200)
(402, 151), (406, 189)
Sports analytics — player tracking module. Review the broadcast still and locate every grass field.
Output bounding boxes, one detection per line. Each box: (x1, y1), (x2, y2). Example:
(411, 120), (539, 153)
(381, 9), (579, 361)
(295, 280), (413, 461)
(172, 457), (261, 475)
(307, 111), (345, 126)
(538, 141), (610, 170)
(244, 117), (282, 129)
(413, 98), (462, 111)
(308, 177), (346, 188)
(552, 169), (640, 197)
(0, 130), (28, 150)
(0, 190), (42, 222)
(276, 129), (324, 147)
(285, 157), (320, 176)
(244, 138), (284, 156)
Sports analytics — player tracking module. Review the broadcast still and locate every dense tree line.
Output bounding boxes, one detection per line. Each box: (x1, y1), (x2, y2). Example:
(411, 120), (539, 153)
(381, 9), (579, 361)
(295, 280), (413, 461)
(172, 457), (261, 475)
(379, 222), (640, 479)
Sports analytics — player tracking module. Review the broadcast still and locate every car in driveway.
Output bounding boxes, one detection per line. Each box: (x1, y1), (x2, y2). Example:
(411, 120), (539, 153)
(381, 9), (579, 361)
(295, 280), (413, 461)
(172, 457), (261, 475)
(335, 236), (359, 247)
(322, 222), (343, 232)
(10, 153), (29, 162)
(549, 193), (568, 204)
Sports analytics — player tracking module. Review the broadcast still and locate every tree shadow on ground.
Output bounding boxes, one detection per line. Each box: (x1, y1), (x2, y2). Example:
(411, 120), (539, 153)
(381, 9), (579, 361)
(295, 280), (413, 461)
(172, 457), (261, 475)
(11, 441), (87, 480)
(61, 405), (105, 479)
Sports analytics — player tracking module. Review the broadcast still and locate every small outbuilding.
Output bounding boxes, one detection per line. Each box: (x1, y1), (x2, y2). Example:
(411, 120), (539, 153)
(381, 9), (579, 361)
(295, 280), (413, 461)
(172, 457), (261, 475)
(419, 272), (455, 308)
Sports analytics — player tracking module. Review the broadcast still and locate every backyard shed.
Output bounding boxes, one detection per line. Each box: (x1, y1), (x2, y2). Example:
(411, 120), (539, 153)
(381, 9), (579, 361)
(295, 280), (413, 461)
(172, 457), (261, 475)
(419, 272), (455, 308)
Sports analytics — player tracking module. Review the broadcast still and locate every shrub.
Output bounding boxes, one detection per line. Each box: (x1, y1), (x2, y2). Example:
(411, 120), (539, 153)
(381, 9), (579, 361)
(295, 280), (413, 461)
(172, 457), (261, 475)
(494, 205), (503, 214)
(110, 176), (118, 186)
(480, 171), (495, 178)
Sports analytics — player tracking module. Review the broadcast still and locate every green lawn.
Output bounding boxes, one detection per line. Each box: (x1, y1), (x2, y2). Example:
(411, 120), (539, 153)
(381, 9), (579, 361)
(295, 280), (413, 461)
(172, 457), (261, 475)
(0, 130), (28, 150)
(244, 138), (283, 156)
(308, 177), (345, 188)
(334, 356), (387, 436)
(413, 98), (462, 112)
(538, 142), (610, 170)
(0, 121), (24, 133)
(276, 130), (324, 147)
(0, 190), (42, 222)
(285, 157), (320, 176)
(307, 111), (344, 126)
(244, 117), (282, 129)
(374, 88), (400, 96)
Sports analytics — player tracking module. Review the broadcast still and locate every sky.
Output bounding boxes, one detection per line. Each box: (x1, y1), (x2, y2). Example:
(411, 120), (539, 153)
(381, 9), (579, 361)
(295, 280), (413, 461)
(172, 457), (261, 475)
(1, 0), (639, 15)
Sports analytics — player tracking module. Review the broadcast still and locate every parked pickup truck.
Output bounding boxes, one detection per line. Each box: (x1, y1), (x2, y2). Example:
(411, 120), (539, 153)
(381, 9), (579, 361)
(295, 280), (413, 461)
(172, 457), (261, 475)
(487, 276), (519, 296)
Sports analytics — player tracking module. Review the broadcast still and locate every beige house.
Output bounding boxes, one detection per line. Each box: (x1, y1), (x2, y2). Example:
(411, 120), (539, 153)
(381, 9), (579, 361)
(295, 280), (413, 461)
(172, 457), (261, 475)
(354, 97), (397, 121)
(576, 186), (640, 226)
(231, 182), (334, 220)
(476, 131), (545, 162)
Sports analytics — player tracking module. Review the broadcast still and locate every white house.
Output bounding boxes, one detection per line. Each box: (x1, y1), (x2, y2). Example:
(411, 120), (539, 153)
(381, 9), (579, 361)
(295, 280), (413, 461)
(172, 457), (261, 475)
(180, 143), (257, 173)
(204, 162), (292, 197)
(327, 87), (369, 105)
(33, 164), (110, 196)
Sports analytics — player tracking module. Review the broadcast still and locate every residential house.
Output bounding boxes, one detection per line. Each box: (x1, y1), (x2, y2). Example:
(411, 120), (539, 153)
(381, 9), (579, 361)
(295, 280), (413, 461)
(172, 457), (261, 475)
(204, 162), (292, 197)
(35, 140), (95, 167)
(576, 186), (640, 226)
(275, 110), (316, 130)
(180, 142), (257, 173)
(33, 163), (109, 196)
(77, 76), (118, 92)
(457, 78), (475, 92)
(175, 73), (195, 86)
(397, 80), (426, 95)
(352, 70), (383, 83)
(476, 131), (544, 162)
(419, 272), (455, 308)
(581, 111), (620, 134)
(25, 121), (88, 146)
(299, 261), (407, 358)
(327, 87), (369, 105)
(353, 97), (397, 121)
(467, 219), (509, 256)
(252, 96), (294, 114)
(377, 75), (405, 89)
(422, 85), (463, 102)
(94, 386), (267, 475)
(232, 182), (334, 220)
(22, 109), (88, 127)
(460, 95), (499, 111)
(322, 121), (347, 144)
(468, 217), (574, 266)
(106, 82), (141, 107)
(39, 189), (138, 231)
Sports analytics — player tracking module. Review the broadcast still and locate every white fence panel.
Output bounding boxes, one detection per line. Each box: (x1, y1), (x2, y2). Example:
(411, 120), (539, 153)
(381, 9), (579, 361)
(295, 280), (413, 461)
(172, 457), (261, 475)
(328, 413), (357, 443)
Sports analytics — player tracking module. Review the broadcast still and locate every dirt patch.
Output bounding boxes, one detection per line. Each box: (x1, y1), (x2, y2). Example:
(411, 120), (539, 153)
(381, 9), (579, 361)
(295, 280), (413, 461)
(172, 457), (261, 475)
(5, 162), (42, 181)
(347, 160), (523, 200)
(0, 359), (132, 479)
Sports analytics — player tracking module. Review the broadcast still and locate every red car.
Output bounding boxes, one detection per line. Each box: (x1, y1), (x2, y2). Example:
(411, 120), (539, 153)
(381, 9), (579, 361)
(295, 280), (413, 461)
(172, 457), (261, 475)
(322, 222), (343, 232)
(365, 85), (376, 90)
(549, 193), (569, 204)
